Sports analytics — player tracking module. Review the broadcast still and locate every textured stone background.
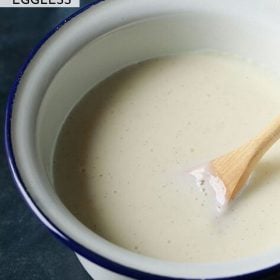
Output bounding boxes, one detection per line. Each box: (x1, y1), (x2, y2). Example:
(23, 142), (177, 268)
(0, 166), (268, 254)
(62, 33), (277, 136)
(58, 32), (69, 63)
(1, 1), (280, 279)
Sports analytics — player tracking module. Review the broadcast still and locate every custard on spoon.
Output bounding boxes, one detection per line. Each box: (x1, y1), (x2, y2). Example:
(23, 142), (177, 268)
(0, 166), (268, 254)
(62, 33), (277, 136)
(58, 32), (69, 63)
(191, 115), (280, 207)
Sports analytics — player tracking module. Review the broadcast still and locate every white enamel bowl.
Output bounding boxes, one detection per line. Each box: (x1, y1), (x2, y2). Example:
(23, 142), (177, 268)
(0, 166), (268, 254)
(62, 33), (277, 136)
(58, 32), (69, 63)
(5, 0), (280, 279)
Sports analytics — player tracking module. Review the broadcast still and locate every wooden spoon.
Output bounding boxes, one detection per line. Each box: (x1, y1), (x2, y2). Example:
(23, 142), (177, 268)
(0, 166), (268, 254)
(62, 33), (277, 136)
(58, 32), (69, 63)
(211, 115), (280, 203)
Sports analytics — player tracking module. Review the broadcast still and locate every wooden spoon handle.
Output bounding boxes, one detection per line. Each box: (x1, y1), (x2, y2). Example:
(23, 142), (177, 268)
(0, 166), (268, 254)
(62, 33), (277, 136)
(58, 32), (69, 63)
(248, 115), (280, 161)
(212, 115), (280, 201)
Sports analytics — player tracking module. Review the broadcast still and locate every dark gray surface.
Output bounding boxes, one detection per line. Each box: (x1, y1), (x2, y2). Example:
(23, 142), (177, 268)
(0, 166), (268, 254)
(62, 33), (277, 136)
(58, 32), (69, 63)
(1, 2), (280, 280)
(0, 2), (93, 279)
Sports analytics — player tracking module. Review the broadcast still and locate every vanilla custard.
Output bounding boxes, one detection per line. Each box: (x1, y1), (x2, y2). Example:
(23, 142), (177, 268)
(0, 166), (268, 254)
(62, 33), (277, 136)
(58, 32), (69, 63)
(53, 52), (280, 262)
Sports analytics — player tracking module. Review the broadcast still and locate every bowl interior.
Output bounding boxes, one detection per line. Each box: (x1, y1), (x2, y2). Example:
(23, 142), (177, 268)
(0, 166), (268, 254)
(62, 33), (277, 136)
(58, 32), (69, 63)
(10, 0), (280, 278)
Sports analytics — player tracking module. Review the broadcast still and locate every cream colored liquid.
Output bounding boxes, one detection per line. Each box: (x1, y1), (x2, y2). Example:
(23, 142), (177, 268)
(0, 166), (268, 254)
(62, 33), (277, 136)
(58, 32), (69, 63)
(54, 53), (280, 262)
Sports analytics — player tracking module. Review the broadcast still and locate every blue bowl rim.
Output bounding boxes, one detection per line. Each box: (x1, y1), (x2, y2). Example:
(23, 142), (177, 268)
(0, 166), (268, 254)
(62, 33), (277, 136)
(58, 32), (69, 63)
(4, 0), (280, 279)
